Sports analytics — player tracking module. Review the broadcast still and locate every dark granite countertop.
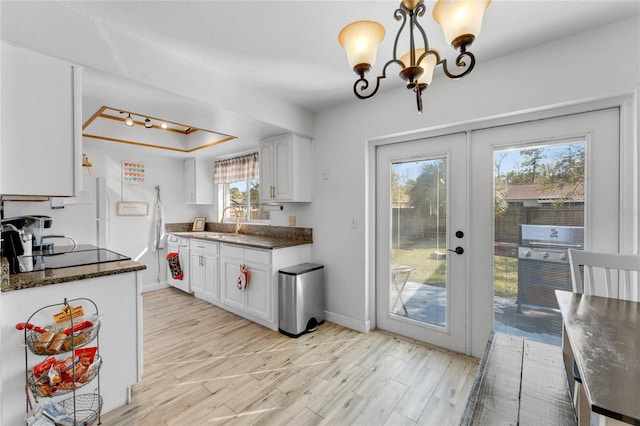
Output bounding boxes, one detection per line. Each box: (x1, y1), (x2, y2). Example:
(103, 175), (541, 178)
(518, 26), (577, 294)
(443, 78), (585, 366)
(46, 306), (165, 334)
(2, 244), (146, 292)
(165, 223), (313, 250)
(169, 231), (311, 249)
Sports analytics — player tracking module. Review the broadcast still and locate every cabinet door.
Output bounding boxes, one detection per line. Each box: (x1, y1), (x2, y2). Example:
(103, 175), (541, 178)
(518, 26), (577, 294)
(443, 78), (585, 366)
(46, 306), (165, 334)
(1, 43), (81, 196)
(258, 141), (275, 201)
(185, 158), (196, 204)
(244, 262), (272, 322)
(203, 252), (219, 303)
(222, 257), (244, 310)
(190, 252), (204, 292)
(185, 158), (214, 205)
(272, 135), (293, 200)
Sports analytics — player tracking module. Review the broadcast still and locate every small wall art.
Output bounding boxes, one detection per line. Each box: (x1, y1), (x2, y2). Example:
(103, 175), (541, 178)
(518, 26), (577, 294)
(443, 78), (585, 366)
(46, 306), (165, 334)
(121, 161), (145, 201)
(192, 217), (206, 231)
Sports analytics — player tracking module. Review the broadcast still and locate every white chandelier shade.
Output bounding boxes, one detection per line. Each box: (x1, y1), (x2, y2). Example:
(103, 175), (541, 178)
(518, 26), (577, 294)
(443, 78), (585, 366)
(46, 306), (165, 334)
(339, 0), (490, 112)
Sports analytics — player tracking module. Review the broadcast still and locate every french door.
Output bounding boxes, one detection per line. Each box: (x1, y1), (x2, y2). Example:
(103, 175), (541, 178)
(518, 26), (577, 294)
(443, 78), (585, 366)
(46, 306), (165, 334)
(468, 108), (620, 356)
(374, 107), (622, 356)
(376, 133), (468, 353)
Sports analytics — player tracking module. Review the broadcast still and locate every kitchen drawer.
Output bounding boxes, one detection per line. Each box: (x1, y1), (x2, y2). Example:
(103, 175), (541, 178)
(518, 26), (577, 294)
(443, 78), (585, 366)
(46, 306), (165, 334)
(221, 244), (244, 259)
(221, 244), (271, 265)
(244, 248), (271, 265)
(190, 239), (218, 254)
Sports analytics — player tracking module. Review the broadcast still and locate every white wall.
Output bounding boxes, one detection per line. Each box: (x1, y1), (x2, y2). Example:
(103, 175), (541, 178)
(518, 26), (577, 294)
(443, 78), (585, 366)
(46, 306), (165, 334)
(305, 17), (640, 352)
(82, 139), (208, 290)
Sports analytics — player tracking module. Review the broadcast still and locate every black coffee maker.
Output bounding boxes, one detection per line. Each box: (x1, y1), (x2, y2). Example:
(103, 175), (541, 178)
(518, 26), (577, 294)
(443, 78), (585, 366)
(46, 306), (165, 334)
(1, 215), (53, 273)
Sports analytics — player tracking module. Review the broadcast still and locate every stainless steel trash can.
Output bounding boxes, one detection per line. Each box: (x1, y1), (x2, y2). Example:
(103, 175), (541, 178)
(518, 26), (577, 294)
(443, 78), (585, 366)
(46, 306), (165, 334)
(278, 263), (324, 338)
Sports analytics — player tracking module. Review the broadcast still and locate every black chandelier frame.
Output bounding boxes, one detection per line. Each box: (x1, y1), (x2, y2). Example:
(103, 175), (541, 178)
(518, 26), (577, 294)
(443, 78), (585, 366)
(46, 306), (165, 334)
(351, 1), (477, 113)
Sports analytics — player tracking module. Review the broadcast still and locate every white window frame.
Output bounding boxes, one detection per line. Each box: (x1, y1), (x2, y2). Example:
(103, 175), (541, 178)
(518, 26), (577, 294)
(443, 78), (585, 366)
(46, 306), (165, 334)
(218, 177), (269, 225)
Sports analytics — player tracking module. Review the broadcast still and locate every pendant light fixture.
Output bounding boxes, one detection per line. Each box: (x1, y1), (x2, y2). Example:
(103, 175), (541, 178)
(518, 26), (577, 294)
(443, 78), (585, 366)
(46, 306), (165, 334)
(339, 0), (490, 113)
(144, 118), (153, 128)
(124, 113), (134, 127)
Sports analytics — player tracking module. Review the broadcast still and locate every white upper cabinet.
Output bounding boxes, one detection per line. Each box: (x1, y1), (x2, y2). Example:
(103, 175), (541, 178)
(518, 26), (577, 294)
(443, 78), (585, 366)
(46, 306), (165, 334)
(185, 158), (215, 204)
(259, 134), (311, 202)
(1, 43), (82, 196)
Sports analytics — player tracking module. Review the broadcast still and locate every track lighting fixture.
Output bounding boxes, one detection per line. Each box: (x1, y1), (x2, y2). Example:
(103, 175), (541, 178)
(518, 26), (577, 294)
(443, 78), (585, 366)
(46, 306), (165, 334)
(117, 110), (173, 131)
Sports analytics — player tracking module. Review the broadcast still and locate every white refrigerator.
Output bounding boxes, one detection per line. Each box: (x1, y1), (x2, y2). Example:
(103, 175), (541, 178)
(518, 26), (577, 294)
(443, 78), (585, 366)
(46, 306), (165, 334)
(3, 176), (109, 248)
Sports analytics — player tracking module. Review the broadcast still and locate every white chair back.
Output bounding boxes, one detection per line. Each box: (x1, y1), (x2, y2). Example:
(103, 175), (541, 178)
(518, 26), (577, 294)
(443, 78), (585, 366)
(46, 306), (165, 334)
(568, 249), (640, 301)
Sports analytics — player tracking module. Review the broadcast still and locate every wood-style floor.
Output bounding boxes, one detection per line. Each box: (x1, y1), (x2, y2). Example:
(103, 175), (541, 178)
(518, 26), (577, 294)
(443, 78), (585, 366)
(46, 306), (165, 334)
(100, 287), (479, 425)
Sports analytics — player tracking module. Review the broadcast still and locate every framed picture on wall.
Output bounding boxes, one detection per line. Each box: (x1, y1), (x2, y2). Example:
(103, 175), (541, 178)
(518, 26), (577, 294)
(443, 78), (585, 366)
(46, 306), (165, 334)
(116, 201), (149, 216)
(192, 217), (206, 231)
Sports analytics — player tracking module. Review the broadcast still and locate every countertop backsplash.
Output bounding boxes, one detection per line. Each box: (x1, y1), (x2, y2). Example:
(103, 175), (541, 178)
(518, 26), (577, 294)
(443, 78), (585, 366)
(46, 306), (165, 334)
(165, 222), (312, 243)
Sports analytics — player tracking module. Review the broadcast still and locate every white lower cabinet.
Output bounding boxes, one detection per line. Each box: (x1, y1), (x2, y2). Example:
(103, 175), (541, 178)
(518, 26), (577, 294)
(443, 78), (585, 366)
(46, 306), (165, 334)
(189, 240), (219, 304)
(221, 245), (272, 324)
(220, 243), (311, 331)
(184, 239), (311, 330)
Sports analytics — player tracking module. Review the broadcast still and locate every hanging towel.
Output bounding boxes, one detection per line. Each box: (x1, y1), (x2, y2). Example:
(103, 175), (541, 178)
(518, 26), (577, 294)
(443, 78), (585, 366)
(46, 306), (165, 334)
(166, 252), (183, 280)
(152, 186), (166, 251)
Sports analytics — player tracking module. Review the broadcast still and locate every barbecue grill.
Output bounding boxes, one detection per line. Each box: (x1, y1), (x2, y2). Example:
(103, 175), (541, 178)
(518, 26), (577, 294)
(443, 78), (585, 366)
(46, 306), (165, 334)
(517, 224), (584, 309)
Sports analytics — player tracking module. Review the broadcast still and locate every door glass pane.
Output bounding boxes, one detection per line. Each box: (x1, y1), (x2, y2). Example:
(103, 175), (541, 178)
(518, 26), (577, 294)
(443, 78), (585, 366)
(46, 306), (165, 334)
(493, 141), (585, 345)
(391, 157), (447, 327)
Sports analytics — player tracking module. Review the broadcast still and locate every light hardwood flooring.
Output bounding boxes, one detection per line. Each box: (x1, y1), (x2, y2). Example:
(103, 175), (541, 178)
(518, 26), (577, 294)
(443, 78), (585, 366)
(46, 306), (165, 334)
(100, 288), (479, 425)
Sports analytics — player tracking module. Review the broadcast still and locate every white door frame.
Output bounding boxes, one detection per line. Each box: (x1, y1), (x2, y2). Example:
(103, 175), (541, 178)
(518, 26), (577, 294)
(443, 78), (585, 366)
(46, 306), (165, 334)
(366, 92), (638, 357)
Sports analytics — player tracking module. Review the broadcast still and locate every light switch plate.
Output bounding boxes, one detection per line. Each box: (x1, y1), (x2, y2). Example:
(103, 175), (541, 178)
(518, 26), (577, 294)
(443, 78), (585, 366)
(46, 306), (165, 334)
(289, 216), (296, 226)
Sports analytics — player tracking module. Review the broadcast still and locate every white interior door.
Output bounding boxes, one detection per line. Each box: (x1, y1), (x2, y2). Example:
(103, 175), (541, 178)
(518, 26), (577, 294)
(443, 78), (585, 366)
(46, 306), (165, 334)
(376, 133), (468, 353)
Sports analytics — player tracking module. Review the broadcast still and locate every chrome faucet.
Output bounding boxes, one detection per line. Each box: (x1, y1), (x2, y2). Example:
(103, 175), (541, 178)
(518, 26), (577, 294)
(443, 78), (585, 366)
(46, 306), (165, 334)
(221, 206), (241, 234)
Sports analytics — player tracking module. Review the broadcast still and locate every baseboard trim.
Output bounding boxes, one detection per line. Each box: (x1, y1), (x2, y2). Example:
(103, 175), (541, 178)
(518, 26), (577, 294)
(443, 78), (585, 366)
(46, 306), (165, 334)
(142, 281), (169, 293)
(324, 310), (370, 333)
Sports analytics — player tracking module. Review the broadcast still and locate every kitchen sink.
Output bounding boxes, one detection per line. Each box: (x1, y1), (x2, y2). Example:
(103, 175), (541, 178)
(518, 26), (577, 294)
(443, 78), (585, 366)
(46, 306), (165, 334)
(176, 231), (244, 241)
(190, 232), (233, 239)
(205, 233), (227, 239)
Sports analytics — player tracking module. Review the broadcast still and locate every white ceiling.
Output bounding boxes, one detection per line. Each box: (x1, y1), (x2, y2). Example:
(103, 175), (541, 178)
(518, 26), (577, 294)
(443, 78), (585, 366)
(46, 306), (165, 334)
(57, 0), (640, 112)
(2, 1), (639, 151)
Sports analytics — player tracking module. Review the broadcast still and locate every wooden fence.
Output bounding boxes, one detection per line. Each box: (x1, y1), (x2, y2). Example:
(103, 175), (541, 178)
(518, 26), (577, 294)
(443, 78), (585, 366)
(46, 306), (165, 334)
(393, 204), (583, 244)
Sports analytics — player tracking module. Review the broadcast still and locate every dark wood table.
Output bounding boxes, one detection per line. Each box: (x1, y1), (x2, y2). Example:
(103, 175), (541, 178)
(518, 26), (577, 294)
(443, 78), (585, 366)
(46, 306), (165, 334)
(556, 290), (640, 425)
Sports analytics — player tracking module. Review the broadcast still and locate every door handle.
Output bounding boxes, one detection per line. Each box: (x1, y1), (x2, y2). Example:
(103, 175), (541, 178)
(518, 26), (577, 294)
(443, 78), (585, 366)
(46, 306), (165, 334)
(448, 247), (464, 255)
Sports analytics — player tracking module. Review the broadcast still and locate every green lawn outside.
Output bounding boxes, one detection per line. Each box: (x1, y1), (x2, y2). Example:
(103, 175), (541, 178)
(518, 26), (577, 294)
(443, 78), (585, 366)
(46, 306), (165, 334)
(391, 238), (447, 287)
(391, 237), (518, 298)
(494, 256), (518, 299)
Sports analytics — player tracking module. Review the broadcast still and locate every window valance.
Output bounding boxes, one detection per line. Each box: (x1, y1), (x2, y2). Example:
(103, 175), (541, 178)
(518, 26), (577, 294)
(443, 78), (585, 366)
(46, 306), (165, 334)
(213, 152), (259, 184)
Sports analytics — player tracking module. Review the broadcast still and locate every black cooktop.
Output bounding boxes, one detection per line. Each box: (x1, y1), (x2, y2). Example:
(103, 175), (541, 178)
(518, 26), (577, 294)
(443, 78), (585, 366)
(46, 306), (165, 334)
(28, 249), (131, 270)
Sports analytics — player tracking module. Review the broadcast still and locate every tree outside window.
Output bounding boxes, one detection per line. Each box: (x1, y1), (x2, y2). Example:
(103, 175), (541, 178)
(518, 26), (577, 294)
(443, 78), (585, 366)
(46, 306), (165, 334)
(223, 178), (268, 222)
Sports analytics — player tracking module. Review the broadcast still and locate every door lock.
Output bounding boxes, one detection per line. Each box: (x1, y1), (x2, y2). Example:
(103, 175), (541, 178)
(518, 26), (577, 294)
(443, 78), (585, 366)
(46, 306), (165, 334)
(448, 247), (464, 255)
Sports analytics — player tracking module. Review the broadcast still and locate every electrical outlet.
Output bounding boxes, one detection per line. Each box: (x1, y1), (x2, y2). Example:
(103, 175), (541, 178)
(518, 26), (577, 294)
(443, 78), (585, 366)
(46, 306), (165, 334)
(321, 168), (329, 180)
(289, 216), (296, 226)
